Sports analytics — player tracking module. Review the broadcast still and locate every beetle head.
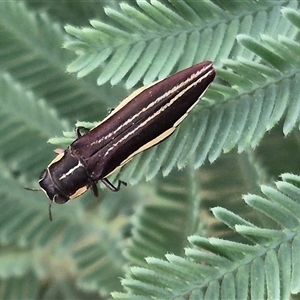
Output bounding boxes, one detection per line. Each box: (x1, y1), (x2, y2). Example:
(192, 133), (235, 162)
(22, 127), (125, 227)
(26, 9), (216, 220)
(39, 169), (70, 204)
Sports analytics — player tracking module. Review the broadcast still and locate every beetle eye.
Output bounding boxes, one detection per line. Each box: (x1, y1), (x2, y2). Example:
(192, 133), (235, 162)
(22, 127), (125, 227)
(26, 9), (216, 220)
(53, 194), (69, 204)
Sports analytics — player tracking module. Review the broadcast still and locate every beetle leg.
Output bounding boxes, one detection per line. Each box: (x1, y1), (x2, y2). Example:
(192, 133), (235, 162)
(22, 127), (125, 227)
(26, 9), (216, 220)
(101, 178), (127, 191)
(75, 126), (90, 137)
(107, 107), (114, 114)
(90, 182), (99, 197)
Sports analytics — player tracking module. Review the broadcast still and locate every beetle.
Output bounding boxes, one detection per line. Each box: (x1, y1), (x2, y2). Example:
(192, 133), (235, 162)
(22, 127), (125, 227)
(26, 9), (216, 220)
(38, 61), (215, 219)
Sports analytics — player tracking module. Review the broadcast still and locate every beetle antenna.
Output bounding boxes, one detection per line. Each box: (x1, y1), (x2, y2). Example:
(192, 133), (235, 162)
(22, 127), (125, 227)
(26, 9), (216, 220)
(25, 187), (42, 192)
(25, 187), (53, 220)
(49, 201), (53, 221)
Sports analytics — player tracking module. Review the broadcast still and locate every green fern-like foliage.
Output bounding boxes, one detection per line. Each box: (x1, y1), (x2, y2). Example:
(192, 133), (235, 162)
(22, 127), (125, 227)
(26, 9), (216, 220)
(113, 173), (300, 299)
(1, 0), (300, 299)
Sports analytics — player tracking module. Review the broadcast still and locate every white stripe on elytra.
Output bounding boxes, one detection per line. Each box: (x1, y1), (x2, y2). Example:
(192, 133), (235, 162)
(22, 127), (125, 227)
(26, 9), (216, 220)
(91, 64), (212, 147)
(104, 68), (214, 157)
(59, 160), (84, 180)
